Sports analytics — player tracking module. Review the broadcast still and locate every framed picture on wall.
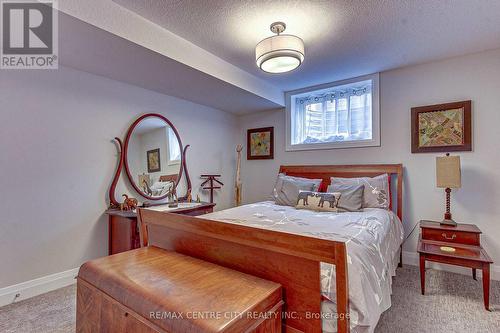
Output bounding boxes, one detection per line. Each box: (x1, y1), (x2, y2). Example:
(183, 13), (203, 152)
(247, 127), (274, 160)
(147, 148), (161, 172)
(411, 100), (472, 153)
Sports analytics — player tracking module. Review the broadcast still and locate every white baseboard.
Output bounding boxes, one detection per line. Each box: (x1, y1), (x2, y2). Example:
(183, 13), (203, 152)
(402, 251), (500, 281)
(0, 268), (79, 307)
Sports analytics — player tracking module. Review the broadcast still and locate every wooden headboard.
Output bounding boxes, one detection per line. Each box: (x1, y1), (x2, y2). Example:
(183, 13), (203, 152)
(279, 164), (404, 222)
(159, 174), (178, 183)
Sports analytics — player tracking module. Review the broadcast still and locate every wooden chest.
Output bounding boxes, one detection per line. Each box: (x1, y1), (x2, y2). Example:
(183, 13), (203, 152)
(77, 247), (283, 333)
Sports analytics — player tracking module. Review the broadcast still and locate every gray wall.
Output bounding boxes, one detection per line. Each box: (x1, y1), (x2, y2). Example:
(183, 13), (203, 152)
(238, 48), (500, 276)
(0, 66), (239, 288)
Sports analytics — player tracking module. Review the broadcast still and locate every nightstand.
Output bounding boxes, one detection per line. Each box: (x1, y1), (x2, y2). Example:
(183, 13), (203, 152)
(418, 220), (493, 310)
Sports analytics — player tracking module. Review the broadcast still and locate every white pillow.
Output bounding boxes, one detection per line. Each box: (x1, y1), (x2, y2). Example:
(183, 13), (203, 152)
(330, 174), (389, 209)
(151, 181), (170, 191)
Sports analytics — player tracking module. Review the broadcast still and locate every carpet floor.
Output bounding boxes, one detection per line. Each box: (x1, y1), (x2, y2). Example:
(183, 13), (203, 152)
(0, 266), (499, 333)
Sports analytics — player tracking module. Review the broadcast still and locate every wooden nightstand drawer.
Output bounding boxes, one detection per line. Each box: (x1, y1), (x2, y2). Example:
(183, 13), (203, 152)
(422, 228), (480, 245)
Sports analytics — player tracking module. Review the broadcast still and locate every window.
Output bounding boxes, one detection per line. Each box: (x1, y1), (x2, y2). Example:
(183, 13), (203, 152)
(168, 128), (181, 164)
(286, 74), (380, 151)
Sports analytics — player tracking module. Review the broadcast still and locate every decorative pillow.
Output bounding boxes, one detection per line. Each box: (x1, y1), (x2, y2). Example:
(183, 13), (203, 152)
(327, 184), (364, 212)
(295, 191), (342, 212)
(271, 174), (322, 205)
(273, 178), (318, 206)
(330, 174), (389, 209)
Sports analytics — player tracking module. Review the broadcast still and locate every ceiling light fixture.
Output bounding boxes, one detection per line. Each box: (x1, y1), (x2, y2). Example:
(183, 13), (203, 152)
(255, 22), (304, 74)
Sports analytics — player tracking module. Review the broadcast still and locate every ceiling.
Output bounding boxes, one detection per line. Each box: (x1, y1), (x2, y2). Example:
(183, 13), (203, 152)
(113, 0), (500, 91)
(58, 12), (282, 114)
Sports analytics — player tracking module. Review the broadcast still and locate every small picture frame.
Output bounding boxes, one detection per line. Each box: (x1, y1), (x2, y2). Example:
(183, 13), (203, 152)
(147, 148), (161, 173)
(247, 127), (274, 160)
(411, 100), (472, 153)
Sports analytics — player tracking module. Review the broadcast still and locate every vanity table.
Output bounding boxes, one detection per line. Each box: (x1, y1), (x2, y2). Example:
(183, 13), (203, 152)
(106, 113), (216, 255)
(106, 202), (215, 255)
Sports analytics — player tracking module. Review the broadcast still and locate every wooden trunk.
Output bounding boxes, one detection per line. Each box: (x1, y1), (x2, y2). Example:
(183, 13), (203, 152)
(77, 247), (283, 333)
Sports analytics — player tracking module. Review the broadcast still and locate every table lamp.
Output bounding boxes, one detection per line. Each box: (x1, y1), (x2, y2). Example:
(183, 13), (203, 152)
(436, 153), (461, 226)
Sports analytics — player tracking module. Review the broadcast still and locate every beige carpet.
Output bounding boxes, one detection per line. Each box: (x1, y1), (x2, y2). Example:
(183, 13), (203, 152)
(0, 266), (498, 333)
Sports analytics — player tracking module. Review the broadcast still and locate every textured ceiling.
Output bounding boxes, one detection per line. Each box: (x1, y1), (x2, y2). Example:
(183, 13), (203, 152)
(59, 12), (282, 114)
(113, 0), (500, 91)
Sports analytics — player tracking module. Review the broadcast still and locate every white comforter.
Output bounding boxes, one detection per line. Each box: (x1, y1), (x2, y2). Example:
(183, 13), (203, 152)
(202, 201), (404, 333)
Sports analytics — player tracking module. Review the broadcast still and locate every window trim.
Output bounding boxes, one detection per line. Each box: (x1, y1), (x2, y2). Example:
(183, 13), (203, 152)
(285, 73), (380, 151)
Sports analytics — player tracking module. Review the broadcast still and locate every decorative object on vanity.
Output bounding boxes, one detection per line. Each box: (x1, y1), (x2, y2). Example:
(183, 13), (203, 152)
(255, 21), (304, 74)
(235, 144), (243, 206)
(200, 174), (223, 204)
(247, 127), (274, 160)
(108, 113), (192, 204)
(436, 153), (461, 226)
(418, 220), (493, 310)
(146, 148), (161, 173)
(105, 201), (216, 255)
(167, 186), (178, 208)
(411, 100), (472, 153)
(295, 190), (341, 212)
(120, 194), (138, 211)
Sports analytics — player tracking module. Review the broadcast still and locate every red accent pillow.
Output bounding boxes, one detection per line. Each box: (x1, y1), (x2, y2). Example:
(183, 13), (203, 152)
(317, 180), (329, 193)
(388, 175), (392, 211)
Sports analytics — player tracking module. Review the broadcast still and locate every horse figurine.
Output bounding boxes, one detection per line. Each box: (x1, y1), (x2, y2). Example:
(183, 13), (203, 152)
(121, 194), (138, 211)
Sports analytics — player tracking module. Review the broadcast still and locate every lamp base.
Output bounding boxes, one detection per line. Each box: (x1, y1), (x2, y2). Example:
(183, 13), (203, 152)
(440, 218), (457, 226)
(441, 188), (457, 226)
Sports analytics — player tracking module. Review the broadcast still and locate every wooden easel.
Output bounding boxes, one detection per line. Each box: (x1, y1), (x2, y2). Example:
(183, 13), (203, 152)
(200, 175), (223, 204)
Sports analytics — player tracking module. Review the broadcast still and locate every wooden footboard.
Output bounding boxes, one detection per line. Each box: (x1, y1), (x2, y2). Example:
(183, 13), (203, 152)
(138, 209), (350, 333)
(138, 164), (404, 333)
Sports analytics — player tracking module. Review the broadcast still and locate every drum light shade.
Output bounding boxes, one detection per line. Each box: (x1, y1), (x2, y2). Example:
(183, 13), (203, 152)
(255, 23), (304, 74)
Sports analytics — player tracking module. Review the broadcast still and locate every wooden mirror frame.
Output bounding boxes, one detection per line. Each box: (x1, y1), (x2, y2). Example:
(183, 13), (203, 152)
(108, 113), (191, 205)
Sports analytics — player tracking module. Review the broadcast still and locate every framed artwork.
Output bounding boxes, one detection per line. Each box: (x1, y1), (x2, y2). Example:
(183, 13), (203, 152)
(411, 100), (472, 153)
(147, 148), (161, 173)
(247, 127), (274, 160)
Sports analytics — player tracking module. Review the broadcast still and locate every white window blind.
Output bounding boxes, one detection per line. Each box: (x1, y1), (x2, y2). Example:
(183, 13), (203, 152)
(293, 81), (372, 144)
(286, 74), (379, 150)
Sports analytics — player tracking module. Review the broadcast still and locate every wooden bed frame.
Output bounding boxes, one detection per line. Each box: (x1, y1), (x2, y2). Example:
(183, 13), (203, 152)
(138, 164), (403, 333)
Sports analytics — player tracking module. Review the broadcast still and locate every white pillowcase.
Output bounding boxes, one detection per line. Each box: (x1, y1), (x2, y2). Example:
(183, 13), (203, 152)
(330, 174), (389, 209)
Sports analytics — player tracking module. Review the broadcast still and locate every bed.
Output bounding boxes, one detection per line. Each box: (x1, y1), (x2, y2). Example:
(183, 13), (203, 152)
(138, 164), (404, 333)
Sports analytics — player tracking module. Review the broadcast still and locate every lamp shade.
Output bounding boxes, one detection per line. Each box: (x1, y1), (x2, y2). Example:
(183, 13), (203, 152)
(436, 155), (461, 188)
(255, 34), (304, 74)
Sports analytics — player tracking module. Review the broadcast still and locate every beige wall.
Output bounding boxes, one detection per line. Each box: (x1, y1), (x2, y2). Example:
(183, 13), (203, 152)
(0, 66), (239, 288)
(238, 48), (500, 277)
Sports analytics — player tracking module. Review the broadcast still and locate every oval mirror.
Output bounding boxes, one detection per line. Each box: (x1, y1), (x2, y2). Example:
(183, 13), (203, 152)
(124, 114), (183, 201)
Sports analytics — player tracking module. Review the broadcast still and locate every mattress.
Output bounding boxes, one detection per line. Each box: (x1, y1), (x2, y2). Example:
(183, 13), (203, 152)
(202, 201), (404, 333)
